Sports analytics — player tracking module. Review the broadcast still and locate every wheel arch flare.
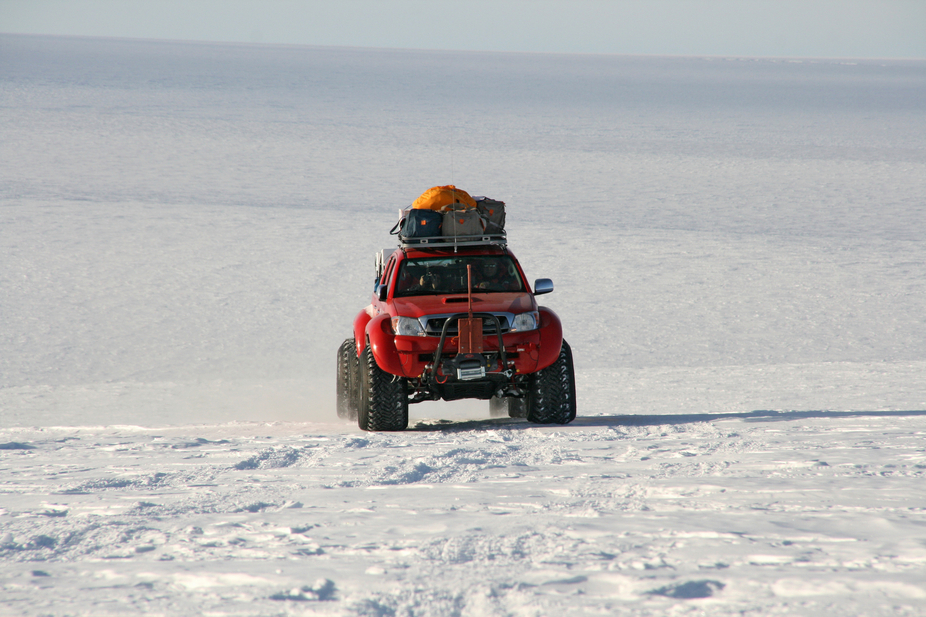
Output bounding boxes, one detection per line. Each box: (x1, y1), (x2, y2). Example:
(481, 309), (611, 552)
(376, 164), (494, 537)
(365, 313), (404, 375)
(535, 306), (564, 371)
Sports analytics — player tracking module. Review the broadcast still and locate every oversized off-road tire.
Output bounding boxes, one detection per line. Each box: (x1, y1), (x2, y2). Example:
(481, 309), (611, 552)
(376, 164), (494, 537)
(489, 396), (527, 418)
(489, 396), (506, 418)
(526, 340), (577, 424)
(358, 346), (409, 431)
(508, 397), (528, 418)
(336, 338), (355, 419)
(347, 345), (361, 421)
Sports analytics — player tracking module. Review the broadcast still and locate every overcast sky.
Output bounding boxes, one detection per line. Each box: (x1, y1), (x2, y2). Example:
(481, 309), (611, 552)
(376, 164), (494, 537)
(2, 0), (924, 58)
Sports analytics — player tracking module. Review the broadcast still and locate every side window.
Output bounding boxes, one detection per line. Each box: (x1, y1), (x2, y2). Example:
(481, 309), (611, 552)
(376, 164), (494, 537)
(381, 256), (396, 286)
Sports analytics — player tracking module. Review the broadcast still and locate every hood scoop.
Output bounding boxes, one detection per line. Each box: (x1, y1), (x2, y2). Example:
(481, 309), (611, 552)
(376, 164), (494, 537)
(443, 297), (482, 304)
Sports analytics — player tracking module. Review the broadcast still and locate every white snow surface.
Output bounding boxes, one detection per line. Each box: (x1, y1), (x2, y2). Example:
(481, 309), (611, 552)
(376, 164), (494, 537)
(2, 34), (926, 615)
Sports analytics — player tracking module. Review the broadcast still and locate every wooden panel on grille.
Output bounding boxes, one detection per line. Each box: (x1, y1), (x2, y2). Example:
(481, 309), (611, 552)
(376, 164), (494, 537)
(457, 318), (483, 354)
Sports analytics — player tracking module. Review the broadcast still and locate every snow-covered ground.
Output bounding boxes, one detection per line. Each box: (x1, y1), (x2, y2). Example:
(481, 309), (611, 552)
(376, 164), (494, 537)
(1, 34), (925, 615)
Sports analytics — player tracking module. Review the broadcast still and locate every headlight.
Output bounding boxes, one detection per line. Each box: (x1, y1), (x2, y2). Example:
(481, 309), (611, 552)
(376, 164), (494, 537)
(510, 311), (539, 332)
(392, 316), (424, 336)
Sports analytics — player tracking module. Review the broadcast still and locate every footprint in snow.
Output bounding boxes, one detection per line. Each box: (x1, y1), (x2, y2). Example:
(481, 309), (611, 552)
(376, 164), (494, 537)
(647, 579), (725, 599)
(269, 578), (336, 601)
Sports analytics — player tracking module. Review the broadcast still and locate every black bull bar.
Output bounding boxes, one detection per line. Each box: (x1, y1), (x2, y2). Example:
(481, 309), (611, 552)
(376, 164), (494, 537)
(423, 313), (514, 401)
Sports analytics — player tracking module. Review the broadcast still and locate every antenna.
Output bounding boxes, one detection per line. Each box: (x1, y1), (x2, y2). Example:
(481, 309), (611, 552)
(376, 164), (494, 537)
(452, 198), (458, 253)
(450, 128), (458, 253)
(467, 265), (473, 318)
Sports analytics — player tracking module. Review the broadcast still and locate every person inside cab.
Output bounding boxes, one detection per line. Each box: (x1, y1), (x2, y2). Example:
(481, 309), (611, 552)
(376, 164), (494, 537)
(474, 258), (519, 291)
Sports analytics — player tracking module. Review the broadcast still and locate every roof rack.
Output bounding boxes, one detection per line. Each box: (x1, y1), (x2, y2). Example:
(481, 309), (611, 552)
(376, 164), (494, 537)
(398, 232), (507, 249)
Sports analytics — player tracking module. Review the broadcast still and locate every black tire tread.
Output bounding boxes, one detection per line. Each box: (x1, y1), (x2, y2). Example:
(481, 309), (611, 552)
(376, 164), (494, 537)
(347, 345), (361, 421)
(359, 346), (408, 431)
(335, 338), (354, 419)
(491, 395), (528, 418)
(508, 397), (528, 419)
(526, 340), (577, 425)
(489, 396), (507, 417)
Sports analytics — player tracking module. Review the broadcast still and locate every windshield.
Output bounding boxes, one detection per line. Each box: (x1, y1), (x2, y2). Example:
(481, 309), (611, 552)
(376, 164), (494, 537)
(394, 255), (525, 297)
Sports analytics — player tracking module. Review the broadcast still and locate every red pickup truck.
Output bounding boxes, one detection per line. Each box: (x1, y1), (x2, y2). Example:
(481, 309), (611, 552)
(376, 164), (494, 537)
(337, 232), (576, 431)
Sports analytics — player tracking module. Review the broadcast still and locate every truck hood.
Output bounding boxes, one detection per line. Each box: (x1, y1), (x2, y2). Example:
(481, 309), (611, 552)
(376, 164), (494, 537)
(392, 293), (535, 319)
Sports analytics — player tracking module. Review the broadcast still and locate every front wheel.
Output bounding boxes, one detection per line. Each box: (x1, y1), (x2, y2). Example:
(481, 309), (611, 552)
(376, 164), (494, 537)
(358, 345), (409, 431)
(526, 340), (577, 425)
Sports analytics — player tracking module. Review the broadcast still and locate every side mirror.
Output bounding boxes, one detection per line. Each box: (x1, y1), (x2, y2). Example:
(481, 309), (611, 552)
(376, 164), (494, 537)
(534, 278), (554, 295)
(378, 284), (389, 301)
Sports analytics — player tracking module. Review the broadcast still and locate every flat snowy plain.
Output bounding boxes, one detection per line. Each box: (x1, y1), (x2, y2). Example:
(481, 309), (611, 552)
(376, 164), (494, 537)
(2, 34), (925, 616)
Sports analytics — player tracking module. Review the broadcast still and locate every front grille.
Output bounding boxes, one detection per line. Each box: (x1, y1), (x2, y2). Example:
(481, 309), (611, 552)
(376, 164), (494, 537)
(424, 315), (510, 336)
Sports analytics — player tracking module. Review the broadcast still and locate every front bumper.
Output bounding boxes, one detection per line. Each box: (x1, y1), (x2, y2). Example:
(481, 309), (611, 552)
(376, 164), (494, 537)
(395, 326), (542, 380)
(365, 307), (563, 391)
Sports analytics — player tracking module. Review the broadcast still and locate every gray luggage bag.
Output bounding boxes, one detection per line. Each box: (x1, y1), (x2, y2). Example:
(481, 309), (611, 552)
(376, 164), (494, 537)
(442, 206), (486, 236)
(474, 197), (506, 233)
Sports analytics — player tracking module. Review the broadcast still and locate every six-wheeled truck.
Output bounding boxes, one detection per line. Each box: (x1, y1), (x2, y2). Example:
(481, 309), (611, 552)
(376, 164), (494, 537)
(337, 228), (576, 431)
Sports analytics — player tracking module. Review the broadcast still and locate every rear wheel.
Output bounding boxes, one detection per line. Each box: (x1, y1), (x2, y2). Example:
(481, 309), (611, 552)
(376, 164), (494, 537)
(508, 397), (527, 418)
(489, 395), (506, 417)
(336, 339), (356, 419)
(358, 346), (409, 431)
(347, 345), (361, 421)
(489, 396), (527, 418)
(526, 340), (577, 425)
